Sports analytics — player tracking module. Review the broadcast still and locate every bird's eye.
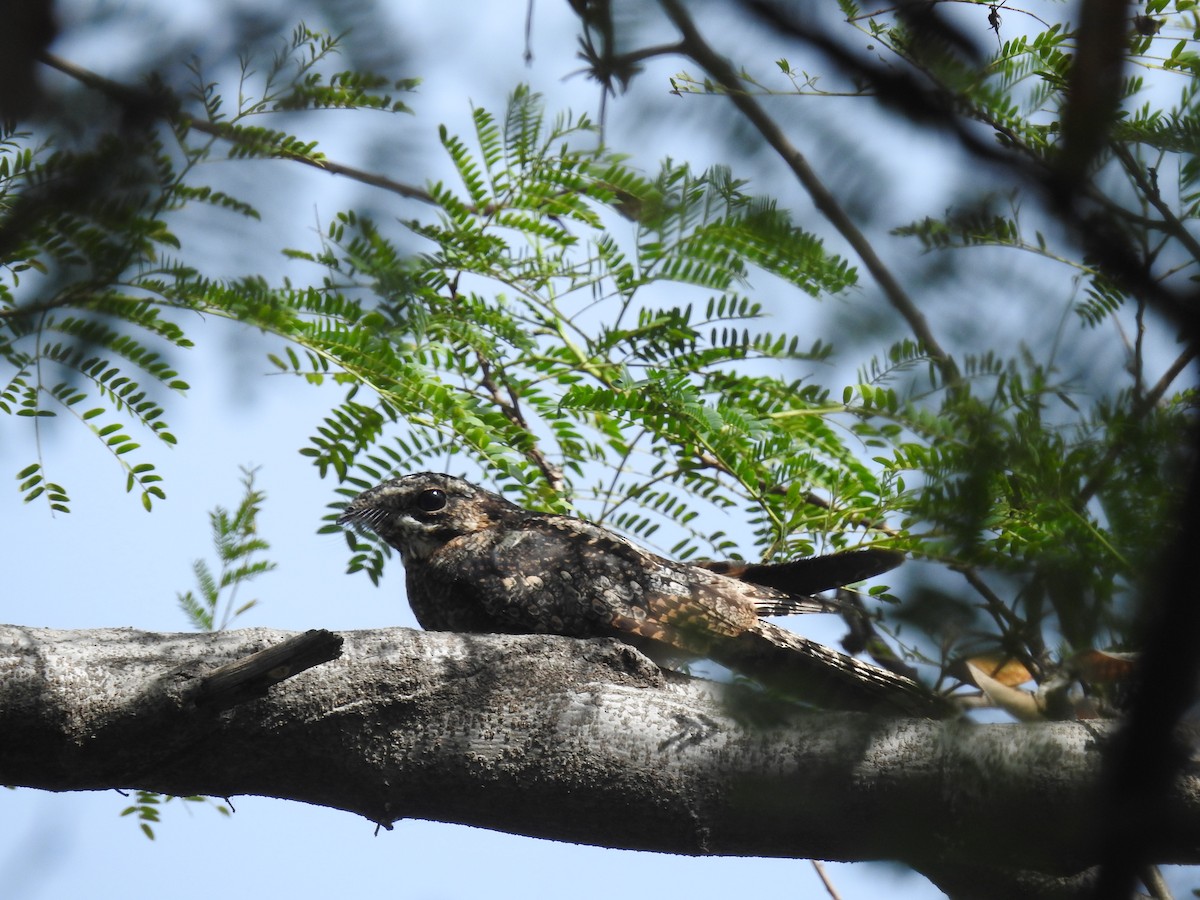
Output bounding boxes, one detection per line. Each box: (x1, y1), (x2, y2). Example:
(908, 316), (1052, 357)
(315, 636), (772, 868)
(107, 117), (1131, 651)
(416, 488), (447, 512)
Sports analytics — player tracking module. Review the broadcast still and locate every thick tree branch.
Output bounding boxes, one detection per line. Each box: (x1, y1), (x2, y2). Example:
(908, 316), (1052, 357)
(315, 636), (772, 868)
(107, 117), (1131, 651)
(3, 622), (1199, 885)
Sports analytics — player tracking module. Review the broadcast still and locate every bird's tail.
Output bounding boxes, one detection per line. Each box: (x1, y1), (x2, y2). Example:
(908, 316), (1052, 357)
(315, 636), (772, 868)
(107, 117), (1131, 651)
(699, 548), (904, 596)
(709, 620), (953, 717)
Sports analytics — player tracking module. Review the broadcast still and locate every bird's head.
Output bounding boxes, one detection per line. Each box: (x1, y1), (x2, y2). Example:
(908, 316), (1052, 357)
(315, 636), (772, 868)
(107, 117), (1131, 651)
(337, 472), (522, 561)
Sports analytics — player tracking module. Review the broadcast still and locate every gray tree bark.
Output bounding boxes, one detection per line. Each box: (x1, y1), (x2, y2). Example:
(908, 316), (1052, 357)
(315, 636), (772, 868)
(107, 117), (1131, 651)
(2, 624), (1198, 898)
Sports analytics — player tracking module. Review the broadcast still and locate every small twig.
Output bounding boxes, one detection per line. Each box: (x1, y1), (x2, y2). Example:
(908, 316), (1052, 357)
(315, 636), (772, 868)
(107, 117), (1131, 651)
(1140, 864), (1174, 900)
(811, 860), (844, 900)
(192, 629), (344, 711)
(838, 589), (922, 682)
(523, 0), (535, 65)
(1133, 298), (1147, 403)
(952, 563), (1045, 676)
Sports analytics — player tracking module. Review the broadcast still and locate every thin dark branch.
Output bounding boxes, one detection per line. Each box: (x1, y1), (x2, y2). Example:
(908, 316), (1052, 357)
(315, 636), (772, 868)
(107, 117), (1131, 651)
(1111, 142), (1200, 265)
(656, 0), (960, 383)
(1077, 344), (1199, 506)
(475, 352), (565, 494)
(741, 1), (1200, 340)
(38, 53), (438, 206)
(953, 564), (1030, 636)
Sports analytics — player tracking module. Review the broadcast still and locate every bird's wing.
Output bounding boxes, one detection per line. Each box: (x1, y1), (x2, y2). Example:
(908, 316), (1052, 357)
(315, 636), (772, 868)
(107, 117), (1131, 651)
(476, 516), (786, 654)
(478, 519), (947, 716)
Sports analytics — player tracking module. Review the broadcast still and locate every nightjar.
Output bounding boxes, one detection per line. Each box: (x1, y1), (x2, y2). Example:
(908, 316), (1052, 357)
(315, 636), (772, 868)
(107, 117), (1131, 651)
(338, 472), (947, 716)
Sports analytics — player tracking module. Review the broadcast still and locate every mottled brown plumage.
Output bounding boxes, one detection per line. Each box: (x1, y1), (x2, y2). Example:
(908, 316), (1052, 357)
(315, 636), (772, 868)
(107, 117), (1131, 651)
(338, 472), (947, 716)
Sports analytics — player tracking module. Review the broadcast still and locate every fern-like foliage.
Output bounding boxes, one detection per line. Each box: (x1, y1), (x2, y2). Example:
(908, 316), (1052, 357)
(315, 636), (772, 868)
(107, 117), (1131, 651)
(250, 85), (872, 585)
(672, 2), (1198, 695)
(0, 26), (416, 512)
(115, 467), (276, 838)
(177, 466), (276, 632)
(856, 1), (1200, 323)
